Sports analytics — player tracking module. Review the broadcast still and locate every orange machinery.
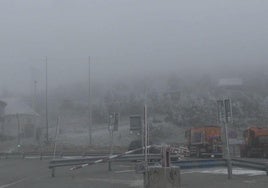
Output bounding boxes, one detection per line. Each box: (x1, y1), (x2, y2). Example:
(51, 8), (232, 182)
(185, 126), (223, 158)
(240, 127), (268, 158)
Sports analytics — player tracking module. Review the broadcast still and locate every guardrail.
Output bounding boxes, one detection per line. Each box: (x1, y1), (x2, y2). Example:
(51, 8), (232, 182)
(49, 146), (157, 177)
(49, 154), (164, 168)
(172, 159), (227, 169)
(45, 144), (268, 178)
(232, 158), (268, 175)
(48, 156), (223, 177)
(0, 151), (121, 160)
(49, 157), (268, 177)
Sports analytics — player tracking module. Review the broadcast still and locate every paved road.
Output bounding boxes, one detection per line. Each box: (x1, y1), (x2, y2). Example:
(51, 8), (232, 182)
(0, 159), (268, 188)
(0, 159), (142, 188)
(181, 171), (268, 188)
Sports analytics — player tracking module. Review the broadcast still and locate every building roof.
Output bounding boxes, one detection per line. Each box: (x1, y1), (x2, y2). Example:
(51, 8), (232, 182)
(0, 98), (39, 116)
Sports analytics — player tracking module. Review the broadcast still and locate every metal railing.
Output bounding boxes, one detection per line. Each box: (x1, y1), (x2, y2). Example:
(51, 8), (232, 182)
(46, 145), (268, 178)
(0, 151), (121, 160)
(232, 158), (268, 174)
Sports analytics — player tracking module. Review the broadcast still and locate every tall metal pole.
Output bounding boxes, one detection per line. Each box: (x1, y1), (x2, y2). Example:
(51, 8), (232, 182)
(217, 98), (232, 179)
(144, 104), (148, 187)
(53, 116), (60, 159)
(45, 57), (49, 143)
(225, 98), (232, 179)
(224, 120), (232, 179)
(144, 105), (148, 167)
(108, 114), (114, 171)
(88, 56), (92, 145)
(16, 113), (21, 148)
(33, 80), (37, 112)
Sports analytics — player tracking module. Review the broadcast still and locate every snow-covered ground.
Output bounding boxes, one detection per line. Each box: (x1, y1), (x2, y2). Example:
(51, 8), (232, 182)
(0, 116), (186, 152)
(182, 167), (267, 176)
(52, 117), (186, 147)
(56, 123), (135, 147)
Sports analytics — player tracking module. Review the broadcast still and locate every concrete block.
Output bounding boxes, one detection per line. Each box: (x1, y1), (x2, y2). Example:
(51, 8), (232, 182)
(145, 167), (181, 188)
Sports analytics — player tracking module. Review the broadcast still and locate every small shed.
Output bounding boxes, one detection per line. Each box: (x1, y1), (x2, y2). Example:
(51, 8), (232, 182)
(2, 98), (40, 138)
(0, 100), (7, 120)
(0, 100), (7, 134)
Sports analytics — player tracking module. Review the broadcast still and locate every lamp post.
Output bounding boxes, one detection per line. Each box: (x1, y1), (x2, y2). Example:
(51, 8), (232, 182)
(217, 98), (232, 179)
(88, 56), (92, 145)
(16, 113), (21, 149)
(45, 57), (49, 143)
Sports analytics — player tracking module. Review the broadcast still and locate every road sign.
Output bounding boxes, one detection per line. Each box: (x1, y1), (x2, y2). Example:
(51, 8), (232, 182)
(217, 98), (232, 123)
(129, 115), (142, 132)
(114, 113), (119, 131)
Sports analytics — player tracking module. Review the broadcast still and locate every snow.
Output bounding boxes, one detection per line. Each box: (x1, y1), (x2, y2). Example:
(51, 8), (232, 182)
(183, 167), (266, 176)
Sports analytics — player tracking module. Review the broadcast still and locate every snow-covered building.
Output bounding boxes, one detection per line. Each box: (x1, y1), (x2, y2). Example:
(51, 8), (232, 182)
(0, 100), (6, 120)
(1, 98), (40, 138)
(0, 100), (7, 135)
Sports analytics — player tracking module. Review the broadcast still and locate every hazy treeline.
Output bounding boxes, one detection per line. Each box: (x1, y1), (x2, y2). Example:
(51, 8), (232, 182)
(21, 70), (268, 129)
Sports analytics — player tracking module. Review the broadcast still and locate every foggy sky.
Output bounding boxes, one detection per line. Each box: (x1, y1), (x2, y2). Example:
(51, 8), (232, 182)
(0, 0), (268, 94)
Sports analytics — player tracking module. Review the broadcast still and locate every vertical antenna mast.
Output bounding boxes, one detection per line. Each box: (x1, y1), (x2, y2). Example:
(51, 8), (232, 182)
(33, 80), (37, 112)
(45, 56), (49, 143)
(143, 104), (148, 187)
(88, 56), (92, 145)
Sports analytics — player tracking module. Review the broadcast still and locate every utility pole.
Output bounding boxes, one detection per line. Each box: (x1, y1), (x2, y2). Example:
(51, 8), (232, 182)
(16, 113), (21, 149)
(143, 104), (149, 187)
(33, 80), (37, 112)
(30, 66), (38, 112)
(45, 57), (49, 143)
(53, 116), (60, 159)
(108, 114), (114, 171)
(88, 56), (92, 145)
(217, 98), (232, 179)
(108, 112), (119, 171)
(144, 104), (148, 168)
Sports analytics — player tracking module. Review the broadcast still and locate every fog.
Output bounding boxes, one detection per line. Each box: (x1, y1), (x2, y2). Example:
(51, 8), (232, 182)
(1, 1), (268, 187)
(0, 0), (268, 94)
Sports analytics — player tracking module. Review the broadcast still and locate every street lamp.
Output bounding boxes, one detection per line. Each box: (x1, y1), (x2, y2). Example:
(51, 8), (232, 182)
(217, 98), (233, 179)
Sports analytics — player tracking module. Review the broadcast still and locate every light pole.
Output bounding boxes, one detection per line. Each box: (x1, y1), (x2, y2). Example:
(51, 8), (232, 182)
(88, 56), (92, 145)
(53, 116), (60, 159)
(108, 114), (114, 171)
(217, 98), (232, 179)
(16, 113), (21, 149)
(33, 80), (37, 112)
(108, 112), (120, 171)
(45, 57), (49, 143)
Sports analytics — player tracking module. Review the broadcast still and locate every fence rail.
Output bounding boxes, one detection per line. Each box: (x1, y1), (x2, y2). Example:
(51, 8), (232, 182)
(232, 158), (268, 174)
(0, 151), (121, 159)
